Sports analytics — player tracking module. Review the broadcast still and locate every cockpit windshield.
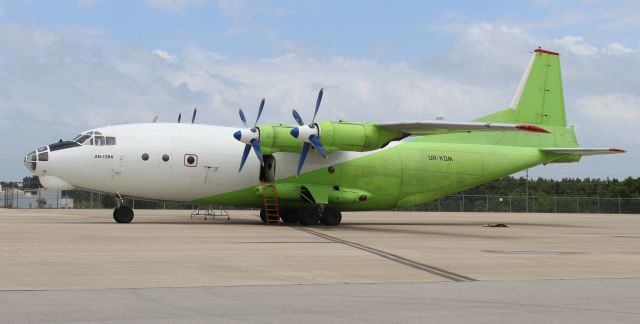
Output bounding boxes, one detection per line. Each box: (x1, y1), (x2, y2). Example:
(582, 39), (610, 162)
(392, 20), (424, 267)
(72, 131), (116, 146)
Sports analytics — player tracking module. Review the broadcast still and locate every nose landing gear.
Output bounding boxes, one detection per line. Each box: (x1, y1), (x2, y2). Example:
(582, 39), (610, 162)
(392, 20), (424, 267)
(113, 194), (134, 223)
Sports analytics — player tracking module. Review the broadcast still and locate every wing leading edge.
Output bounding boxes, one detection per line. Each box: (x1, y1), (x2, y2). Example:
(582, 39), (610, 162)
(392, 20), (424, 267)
(542, 148), (626, 156)
(376, 120), (549, 136)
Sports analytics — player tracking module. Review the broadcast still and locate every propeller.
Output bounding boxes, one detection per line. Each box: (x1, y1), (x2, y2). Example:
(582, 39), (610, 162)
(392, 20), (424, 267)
(233, 98), (266, 172)
(191, 107), (197, 124)
(289, 88), (327, 176)
(152, 116), (158, 123)
(177, 113), (182, 123)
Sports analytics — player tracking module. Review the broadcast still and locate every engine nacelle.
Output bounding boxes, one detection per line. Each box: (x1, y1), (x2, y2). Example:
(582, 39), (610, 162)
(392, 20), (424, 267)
(258, 121), (404, 155)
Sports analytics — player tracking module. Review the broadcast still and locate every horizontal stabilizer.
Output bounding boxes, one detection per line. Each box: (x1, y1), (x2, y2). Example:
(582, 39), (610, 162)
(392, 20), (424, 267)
(542, 148), (626, 156)
(376, 120), (549, 136)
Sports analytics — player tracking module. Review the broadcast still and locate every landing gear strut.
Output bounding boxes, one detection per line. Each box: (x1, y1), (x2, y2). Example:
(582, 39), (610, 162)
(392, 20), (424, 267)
(113, 194), (134, 223)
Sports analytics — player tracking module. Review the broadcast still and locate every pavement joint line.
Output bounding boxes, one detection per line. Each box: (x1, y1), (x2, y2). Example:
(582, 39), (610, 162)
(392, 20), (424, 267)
(291, 226), (477, 282)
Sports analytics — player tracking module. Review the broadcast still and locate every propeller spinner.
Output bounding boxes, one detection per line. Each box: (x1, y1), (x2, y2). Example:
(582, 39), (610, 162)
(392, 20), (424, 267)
(290, 88), (327, 176)
(233, 98), (266, 172)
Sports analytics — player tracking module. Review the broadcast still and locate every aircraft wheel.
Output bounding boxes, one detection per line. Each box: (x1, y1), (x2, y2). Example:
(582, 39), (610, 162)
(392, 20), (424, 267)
(297, 207), (321, 226)
(279, 209), (298, 224)
(113, 206), (134, 223)
(259, 207), (267, 224)
(321, 207), (342, 226)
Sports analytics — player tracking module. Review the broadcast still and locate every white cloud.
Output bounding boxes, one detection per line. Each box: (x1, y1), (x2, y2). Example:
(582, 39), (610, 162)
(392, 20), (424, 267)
(553, 36), (599, 55)
(602, 42), (635, 56)
(153, 49), (176, 63)
(146, 0), (206, 11)
(577, 93), (640, 121)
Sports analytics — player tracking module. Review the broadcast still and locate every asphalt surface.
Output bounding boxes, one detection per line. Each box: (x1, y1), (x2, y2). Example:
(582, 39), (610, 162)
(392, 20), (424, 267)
(1, 209), (639, 323)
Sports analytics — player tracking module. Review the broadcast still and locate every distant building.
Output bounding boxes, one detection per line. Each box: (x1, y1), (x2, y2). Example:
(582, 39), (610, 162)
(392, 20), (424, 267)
(1, 188), (73, 208)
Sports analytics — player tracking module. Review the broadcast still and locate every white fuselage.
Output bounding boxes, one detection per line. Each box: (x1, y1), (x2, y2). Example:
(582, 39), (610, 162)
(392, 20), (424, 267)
(27, 123), (371, 201)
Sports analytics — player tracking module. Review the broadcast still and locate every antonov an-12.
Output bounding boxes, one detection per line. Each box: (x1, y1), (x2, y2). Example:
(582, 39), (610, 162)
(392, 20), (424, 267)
(24, 49), (624, 225)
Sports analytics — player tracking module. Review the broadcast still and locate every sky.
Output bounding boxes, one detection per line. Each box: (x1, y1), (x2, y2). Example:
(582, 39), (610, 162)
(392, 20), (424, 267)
(0, 0), (638, 182)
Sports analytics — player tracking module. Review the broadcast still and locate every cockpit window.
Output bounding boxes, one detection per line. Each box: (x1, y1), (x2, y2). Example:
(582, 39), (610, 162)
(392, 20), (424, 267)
(72, 132), (116, 146)
(94, 136), (105, 146)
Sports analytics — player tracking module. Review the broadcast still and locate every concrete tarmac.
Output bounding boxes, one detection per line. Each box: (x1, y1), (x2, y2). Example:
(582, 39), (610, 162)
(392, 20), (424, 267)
(1, 209), (639, 323)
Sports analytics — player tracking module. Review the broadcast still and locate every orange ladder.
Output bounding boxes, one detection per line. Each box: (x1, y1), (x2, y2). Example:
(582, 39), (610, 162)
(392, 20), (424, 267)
(260, 181), (281, 224)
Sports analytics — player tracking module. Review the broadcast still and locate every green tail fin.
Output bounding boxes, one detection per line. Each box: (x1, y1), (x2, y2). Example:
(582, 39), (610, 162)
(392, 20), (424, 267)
(470, 49), (578, 149)
(510, 48), (566, 126)
(477, 48), (567, 127)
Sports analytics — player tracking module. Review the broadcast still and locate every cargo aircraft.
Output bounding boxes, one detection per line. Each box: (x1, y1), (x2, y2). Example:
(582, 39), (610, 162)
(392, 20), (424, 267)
(24, 49), (624, 225)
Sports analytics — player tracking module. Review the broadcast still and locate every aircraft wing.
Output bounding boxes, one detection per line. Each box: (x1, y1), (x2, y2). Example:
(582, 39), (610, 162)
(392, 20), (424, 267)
(375, 120), (549, 136)
(541, 148), (626, 156)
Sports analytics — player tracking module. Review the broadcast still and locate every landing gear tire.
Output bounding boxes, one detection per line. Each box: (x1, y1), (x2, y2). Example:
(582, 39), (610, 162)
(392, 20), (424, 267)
(321, 207), (342, 226)
(298, 207), (321, 226)
(259, 207), (267, 224)
(113, 206), (134, 223)
(280, 209), (298, 224)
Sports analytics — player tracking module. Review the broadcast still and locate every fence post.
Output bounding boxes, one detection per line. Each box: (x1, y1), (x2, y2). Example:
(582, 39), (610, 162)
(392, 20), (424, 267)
(509, 195), (512, 213)
(554, 196), (557, 213)
(618, 197), (621, 214)
(532, 196), (535, 213)
(462, 193), (465, 212)
(486, 194), (489, 212)
(576, 197), (579, 213)
(597, 196), (600, 214)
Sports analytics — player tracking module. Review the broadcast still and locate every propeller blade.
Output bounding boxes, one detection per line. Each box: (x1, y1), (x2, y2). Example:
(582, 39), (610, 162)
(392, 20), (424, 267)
(191, 107), (197, 124)
(296, 142), (311, 176)
(238, 144), (252, 172)
(152, 116), (158, 123)
(308, 134), (326, 159)
(292, 109), (304, 126)
(239, 109), (248, 128)
(177, 113), (182, 123)
(250, 138), (264, 166)
(311, 88), (323, 124)
(253, 98), (265, 129)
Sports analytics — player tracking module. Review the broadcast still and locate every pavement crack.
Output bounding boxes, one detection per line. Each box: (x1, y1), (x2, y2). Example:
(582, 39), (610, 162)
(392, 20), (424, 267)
(291, 226), (477, 282)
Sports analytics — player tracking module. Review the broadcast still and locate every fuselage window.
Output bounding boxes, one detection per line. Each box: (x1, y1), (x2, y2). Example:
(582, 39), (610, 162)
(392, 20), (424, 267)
(106, 137), (116, 145)
(162, 154), (170, 162)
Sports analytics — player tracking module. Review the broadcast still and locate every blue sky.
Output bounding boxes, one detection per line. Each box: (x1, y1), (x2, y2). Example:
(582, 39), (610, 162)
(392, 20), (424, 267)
(0, 0), (638, 181)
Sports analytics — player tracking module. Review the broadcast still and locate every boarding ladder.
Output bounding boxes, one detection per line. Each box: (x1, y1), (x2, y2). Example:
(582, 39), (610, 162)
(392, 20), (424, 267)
(261, 181), (281, 224)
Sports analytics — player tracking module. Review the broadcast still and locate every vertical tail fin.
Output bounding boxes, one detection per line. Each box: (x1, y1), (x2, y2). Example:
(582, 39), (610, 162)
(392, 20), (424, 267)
(510, 48), (567, 127)
(474, 49), (578, 149)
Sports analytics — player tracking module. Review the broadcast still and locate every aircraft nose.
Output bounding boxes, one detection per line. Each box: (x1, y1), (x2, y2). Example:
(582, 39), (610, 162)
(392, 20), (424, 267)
(24, 146), (50, 173)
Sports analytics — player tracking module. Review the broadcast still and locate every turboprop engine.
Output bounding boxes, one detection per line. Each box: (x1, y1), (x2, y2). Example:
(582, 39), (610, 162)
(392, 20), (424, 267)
(232, 88), (405, 175)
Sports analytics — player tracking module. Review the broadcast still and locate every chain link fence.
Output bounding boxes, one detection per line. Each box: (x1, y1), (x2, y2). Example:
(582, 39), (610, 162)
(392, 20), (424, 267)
(411, 194), (640, 214)
(2, 188), (640, 214)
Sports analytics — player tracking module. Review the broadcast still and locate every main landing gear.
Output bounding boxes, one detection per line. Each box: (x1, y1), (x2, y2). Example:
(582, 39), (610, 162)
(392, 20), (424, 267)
(260, 206), (342, 226)
(112, 194), (134, 223)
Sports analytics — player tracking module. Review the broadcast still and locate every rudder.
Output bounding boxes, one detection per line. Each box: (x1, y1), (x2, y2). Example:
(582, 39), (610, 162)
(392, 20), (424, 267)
(510, 48), (567, 127)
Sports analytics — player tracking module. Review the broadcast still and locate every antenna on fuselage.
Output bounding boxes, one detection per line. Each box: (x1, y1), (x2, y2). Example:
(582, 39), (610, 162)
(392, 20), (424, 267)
(191, 107), (197, 124)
